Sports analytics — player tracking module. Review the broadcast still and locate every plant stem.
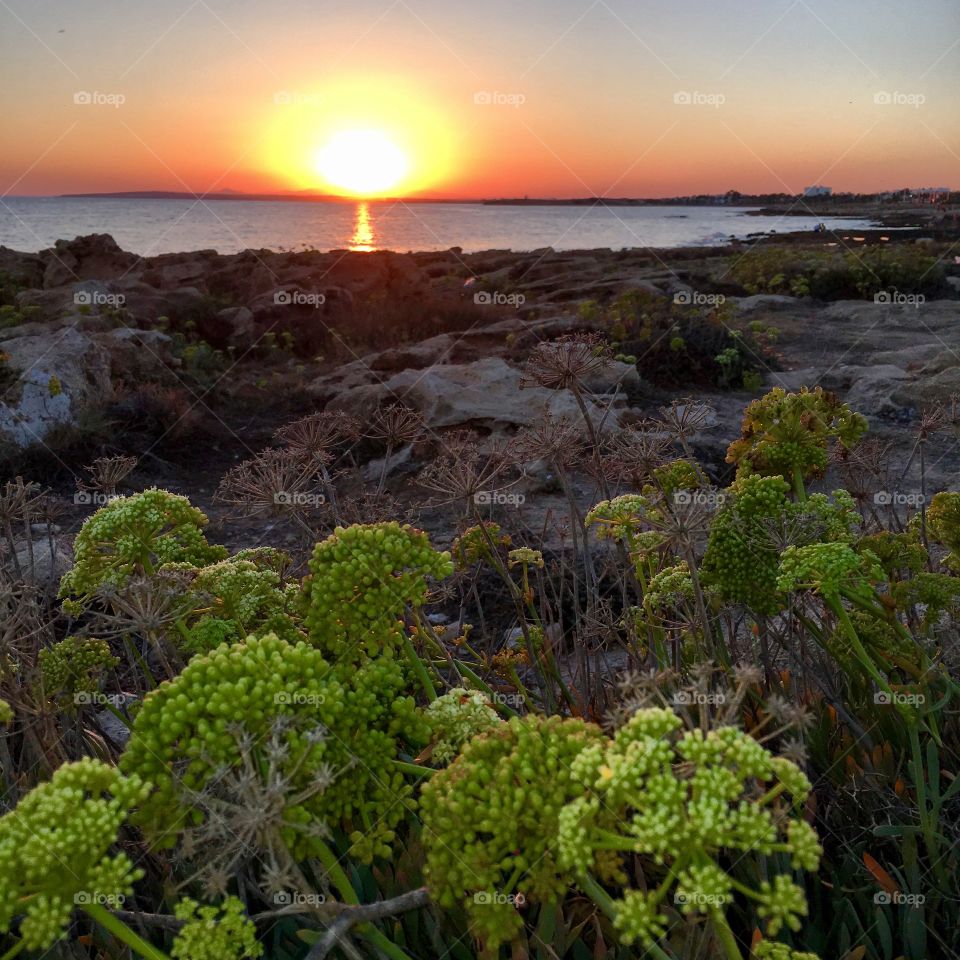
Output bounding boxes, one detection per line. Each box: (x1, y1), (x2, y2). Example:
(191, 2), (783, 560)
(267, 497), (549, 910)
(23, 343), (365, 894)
(81, 902), (172, 960)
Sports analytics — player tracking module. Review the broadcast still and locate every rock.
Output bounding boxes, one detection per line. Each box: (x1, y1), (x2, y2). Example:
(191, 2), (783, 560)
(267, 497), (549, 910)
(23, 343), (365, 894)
(362, 443), (413, 482)
(10, 527), (73, 588)
(41, 234), (139, 288)
(946, 277), (960, 293)
(331, 357), (628, 433)
(216, 306), (255, 345)
(734, 294), (801, 312)
(580, 360), (642, 396)
(0, 327), (112, 446)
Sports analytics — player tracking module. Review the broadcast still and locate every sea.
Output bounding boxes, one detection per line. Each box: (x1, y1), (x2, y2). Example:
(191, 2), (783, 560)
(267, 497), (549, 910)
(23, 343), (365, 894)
(0, 197), (878, 256)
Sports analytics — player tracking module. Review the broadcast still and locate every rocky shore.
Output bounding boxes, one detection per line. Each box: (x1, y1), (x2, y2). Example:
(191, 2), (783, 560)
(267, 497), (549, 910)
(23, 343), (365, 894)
(1, 232), (958, 551)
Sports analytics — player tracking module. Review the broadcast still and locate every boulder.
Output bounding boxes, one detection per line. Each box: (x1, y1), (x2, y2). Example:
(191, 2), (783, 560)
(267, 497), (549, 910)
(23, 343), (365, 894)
(0, 326), (112, 446)
(41, 234), (139, 288)
(331, 357), (627, 433)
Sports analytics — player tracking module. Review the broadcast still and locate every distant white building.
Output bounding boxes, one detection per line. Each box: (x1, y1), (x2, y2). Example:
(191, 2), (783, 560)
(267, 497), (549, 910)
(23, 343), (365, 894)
(803, 185), (832, 197)
(913, 187), (950, 195)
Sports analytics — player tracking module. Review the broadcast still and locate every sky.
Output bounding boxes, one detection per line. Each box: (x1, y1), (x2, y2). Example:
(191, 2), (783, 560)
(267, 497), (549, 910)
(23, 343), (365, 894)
(0, 0), (957, 198)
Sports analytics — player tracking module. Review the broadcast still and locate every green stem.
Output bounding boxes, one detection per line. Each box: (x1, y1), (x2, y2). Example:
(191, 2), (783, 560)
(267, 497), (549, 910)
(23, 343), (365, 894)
(709, 909), (746, 960)
(0, 940), (24, 960)
(392, 759), (434, 778)
(401, 632), (437, 702)
(791, 466), (807, 503)
(81, 902), (172, 960)
(314, 841), (359, 905)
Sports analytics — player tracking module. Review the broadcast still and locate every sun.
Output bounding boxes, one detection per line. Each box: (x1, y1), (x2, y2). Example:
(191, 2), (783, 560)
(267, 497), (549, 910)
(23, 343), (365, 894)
(314, 130), (410, 196)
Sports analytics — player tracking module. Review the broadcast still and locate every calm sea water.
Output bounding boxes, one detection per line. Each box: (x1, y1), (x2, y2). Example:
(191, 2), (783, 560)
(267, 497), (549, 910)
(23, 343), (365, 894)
(0, 197), (877, 255)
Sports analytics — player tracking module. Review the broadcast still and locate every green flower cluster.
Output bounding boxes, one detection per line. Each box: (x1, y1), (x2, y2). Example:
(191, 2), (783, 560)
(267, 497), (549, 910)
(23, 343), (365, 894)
(59, 488), (227, 603)
(645, 561), (694, 609)
(753, 940), (821, 960)
(451, 522), (511, 568)
(38, 635), (118, 708)
(646, 459), (702, 500)
(701, 475), (859, 613)
(171, 897), (262, 960)
(0, 699), (12, 725)
(184, 557), (300, 653)
(425, 687), (501, 764)
(726, 386), (867, 481)
(303, 522), (453, 658)
(777, 542), (882, 598)
(0, 758), (149, 950)
(420, 714), (605, 949)
(585, 494), (656, 543)
(557, 708), (819, 947)
(120, 633), (410, 863)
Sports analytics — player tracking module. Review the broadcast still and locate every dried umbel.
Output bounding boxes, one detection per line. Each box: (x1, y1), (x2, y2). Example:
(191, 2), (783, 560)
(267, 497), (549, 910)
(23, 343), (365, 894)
(418, 441), (516, 508)
(521, 334), (613, 393)
(512, 415), (587, 468)
(605, 421), (675, 486)
(366, 403), (426, 448)
(81, 455), (139, 497)
(216, 448), (326, 520)
(658, 397), (714, 441)
(273, 410), (360, 461)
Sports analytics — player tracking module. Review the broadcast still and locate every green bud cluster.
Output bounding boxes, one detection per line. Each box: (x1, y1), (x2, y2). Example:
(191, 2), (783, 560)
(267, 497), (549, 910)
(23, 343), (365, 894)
(120, 633), (410, 863)
(420, 714), (605, 950)
(726, 386), (867, 480)
(646, 459), (702, 500)
(645, 561), (695, 609)
(754, 939), (821, 960)
(184, 558), (300, 653)
(59, 488), (227, 602)
(425, 687), (501, 765)
(303, 522), (453, 658)
(585, 495), (656, 543)
(777, 542), (882, 597)
(38, 635), (119, 708)
(0, 758), (149, 950)
(0, 699), (12, 725)
(702, 476), (859, 613)
(556, 708), (819, 948)
(171, 897), (262, 960)
(451, 522), (511, 568)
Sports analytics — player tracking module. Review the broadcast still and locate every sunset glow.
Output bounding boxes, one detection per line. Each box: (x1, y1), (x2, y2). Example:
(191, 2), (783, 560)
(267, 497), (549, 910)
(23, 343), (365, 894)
(314, 130), (410, 196)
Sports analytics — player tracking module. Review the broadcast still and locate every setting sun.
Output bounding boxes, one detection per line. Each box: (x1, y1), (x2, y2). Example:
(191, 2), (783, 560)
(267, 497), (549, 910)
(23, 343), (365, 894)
(314, 130), (410, 196)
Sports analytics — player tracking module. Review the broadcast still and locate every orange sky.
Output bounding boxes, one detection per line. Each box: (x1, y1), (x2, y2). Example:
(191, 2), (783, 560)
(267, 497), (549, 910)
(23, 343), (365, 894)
(1, 0), (957, 198)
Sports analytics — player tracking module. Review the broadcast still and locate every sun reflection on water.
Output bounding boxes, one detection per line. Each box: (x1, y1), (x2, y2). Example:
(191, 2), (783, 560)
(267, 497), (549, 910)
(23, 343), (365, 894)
(350, 201), (376, 251)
